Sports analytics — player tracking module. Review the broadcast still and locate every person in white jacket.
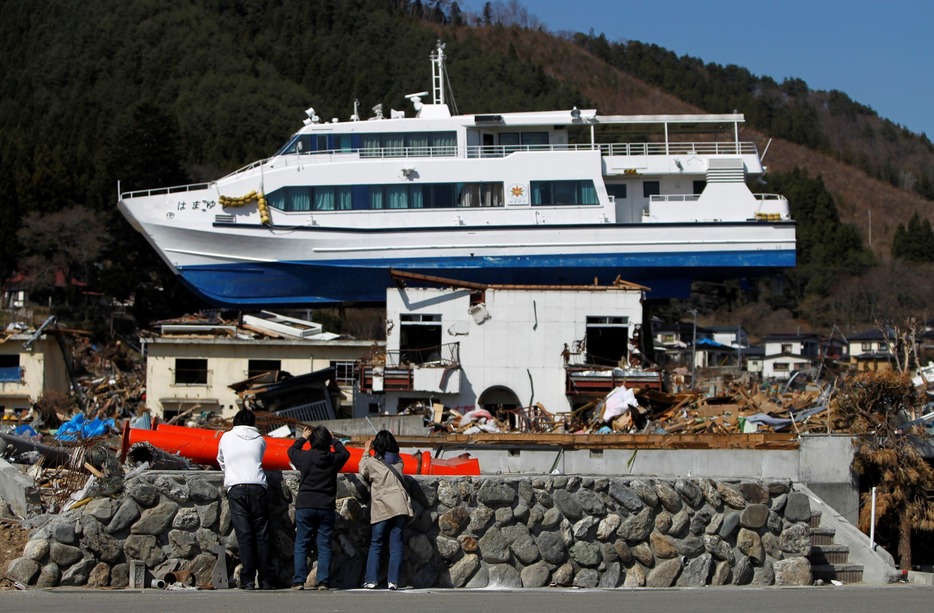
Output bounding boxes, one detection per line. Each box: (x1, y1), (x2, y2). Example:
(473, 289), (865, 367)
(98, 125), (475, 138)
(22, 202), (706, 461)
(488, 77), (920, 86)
(217, 409), (274, 590)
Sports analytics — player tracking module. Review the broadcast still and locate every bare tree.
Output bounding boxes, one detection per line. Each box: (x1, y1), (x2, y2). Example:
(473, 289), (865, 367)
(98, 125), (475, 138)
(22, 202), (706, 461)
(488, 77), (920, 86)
(831, 368), (934, 569)
(15, 206), (109, 300)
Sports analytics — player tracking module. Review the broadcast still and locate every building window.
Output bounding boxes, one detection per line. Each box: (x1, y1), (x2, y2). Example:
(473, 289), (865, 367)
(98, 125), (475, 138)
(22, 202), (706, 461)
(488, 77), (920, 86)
(248, 359), (281, 379)
(642, 181), (660, 198)
(861, 342), (873, 352)
(585, 316), (629, 367)
(781, 343), (793, 353)
(0, 354), (21, 383)
(400, 314), (442, 364)
(773, 362), (789, 371)
(330, 360), (356, 386)
(174, 358), (208, 385)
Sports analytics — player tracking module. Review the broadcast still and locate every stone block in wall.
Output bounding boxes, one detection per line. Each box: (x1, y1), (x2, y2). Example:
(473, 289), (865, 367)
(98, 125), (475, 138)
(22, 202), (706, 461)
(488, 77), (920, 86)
(784, 492), (812, 522)
(445, 552), (480, 587)
(773, 556), (812, 586)
(654, 482), (682, 513)
(6, 557), (40, 584)
(677, 552), (713, 586)
(36, 562), (61, 587)
(60, 558), (96, 586)
(623, 563), (645, 587)
(519, 559), (550, 588)
(131, 500), (179, 535)
(646, 557), (681, 587)
(738, 482), (770, 504)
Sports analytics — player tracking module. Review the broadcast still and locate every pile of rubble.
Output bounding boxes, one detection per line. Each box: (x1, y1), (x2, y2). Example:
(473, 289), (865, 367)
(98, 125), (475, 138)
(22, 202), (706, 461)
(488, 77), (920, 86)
(423, 381), (831, 437)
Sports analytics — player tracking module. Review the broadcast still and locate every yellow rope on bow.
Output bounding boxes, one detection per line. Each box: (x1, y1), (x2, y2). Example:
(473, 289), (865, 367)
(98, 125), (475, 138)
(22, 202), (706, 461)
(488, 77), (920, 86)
(219, 190), (270, 225)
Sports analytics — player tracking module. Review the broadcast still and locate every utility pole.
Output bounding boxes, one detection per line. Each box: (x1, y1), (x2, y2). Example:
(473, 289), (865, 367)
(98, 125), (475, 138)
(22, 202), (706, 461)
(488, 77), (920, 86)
(691, 310), (698, 389)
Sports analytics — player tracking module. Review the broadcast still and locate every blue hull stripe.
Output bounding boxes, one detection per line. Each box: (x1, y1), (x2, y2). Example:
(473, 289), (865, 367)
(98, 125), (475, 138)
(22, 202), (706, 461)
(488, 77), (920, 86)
(177, 250), (796, 306)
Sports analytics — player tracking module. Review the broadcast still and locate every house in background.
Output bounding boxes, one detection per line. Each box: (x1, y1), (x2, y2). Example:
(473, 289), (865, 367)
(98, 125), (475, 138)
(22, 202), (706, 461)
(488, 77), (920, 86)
(143, 312), (379, 421)
(760, 333), (821, 380)
(846, 329), (895, 372)
(0, 322), (71, 416)
(355, 273), (649, 420)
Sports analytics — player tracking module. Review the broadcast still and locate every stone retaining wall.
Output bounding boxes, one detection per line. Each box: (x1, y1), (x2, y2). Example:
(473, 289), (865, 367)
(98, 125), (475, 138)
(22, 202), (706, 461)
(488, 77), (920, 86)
(5, 471), (813, 589)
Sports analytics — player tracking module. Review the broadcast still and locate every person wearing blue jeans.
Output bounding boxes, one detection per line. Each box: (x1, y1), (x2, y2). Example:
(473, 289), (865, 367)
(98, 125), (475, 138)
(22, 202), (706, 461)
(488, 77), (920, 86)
(359, 430), (414, 590)
(287, 425), (349, 590)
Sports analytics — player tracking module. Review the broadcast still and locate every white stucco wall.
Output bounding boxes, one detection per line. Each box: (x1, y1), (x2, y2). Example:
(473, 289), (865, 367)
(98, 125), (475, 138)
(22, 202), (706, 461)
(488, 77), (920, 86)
(0, 335), (70, 411)
(369, 285), (643, 416)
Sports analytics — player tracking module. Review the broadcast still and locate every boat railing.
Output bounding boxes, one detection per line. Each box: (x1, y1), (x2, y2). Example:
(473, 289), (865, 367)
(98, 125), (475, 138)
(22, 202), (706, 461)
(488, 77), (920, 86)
(228, 139), (761, 169)
(121, 182), (213, 200)
(649, 194), (702, 204)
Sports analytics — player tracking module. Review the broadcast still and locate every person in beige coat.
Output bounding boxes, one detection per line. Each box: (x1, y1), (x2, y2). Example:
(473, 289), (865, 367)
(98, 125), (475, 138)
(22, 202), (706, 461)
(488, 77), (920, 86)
(359, 430), (413, 590)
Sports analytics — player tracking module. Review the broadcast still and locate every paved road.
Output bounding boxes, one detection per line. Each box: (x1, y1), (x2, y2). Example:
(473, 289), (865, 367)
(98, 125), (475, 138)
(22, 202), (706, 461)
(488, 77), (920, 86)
(1, 585), (933, 613)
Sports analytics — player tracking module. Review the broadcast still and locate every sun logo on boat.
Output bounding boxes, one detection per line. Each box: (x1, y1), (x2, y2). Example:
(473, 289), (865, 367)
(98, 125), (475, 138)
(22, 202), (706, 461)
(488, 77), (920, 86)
(510, 185), (525, 198)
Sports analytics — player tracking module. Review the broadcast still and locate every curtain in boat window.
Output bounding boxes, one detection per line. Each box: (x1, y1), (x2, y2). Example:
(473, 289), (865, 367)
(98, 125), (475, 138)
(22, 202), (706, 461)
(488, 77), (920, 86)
(409, 186), (424, 208)
(314, 187), (334, 211)
(432, 132), (456, 156)
(384, 133), (404, 156)
(361, 134), (382, 158)
(580, 181), (597, 204)
(336, 186), (352, 210)
(290, 187), (312, 211)
(387, 185), (407, 208)
(369, 187), (384, 210)
(531, 182), (549, 205)
(521, 132), (549, 148)
(406, 133), (428, 157)
(267, 190), (286, 210)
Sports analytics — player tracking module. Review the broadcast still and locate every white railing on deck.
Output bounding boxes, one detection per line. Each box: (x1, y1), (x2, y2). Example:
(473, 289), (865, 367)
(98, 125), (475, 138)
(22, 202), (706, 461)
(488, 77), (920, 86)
(121, 140), (760, 198)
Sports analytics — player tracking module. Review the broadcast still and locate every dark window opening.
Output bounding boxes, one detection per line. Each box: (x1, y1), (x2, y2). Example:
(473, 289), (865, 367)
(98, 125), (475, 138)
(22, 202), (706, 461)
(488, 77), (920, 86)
(174, 358), (208, 385)
(400, 314), (442, 364)
(248, 359), (281, 379)
(585, 316), (630, 367)
(643, 181), (660, 198)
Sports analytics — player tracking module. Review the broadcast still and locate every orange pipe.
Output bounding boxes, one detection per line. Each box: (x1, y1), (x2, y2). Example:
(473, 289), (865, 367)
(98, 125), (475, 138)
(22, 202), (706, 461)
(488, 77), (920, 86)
(124, 423), (478, 475)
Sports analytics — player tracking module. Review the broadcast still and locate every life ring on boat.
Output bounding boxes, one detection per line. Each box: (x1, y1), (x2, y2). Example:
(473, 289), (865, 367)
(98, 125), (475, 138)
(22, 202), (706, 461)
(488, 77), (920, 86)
(219, 190), (270, 225)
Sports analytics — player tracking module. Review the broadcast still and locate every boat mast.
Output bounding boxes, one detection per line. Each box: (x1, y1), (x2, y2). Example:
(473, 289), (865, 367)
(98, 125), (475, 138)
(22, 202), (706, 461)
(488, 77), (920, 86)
(431, 41), (446, 106)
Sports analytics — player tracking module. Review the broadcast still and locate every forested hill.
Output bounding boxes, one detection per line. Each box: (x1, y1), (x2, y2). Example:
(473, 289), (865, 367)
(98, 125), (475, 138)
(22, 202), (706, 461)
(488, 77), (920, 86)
(0, 0), (930, 332)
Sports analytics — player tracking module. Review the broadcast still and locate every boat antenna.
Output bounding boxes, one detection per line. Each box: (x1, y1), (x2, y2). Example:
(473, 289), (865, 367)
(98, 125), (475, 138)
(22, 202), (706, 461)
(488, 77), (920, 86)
(431, 40), (457, 114)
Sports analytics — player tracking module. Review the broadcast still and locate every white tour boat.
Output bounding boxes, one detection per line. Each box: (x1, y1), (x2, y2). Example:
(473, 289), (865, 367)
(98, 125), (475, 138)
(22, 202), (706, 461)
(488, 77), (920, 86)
(118, 42), (795, 306)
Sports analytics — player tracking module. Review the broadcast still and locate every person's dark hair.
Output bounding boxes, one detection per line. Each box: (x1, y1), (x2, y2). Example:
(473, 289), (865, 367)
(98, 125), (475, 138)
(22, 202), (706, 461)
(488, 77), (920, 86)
(233, 409), (256, 427)
(372, 429), (399, 459)
(310, 425), (332, 452)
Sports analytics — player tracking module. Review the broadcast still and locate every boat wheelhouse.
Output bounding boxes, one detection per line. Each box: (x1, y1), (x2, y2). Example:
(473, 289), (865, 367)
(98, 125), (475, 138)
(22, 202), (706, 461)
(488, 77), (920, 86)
(118, 42), (795, 306)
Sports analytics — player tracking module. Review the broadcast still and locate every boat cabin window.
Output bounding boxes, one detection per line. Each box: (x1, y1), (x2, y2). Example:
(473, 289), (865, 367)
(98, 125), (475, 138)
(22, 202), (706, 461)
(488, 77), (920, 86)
(276, 134), (329, 156)
(643, 181), (661, 198)
(360, 131), (456, 157)
(693, 180), (706, 195)
(267, 182), (503, 211)
(531, 180), (598, 206)
(267, 186), (352, 211)
(606, 184), (627, 201)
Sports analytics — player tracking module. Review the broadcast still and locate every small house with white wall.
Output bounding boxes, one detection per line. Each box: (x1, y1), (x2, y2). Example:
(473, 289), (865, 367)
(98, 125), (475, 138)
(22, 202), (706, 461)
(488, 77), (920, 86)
(0, 322), (71, 416)
(354, 272), (651, 419)
(760, 333), (821, 380)
(143, 312), (379, 421)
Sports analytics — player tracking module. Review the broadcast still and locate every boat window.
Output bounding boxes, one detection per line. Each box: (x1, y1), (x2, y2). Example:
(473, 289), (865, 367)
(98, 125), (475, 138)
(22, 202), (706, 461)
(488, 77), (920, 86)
(358, 131), (457, 157)
(530, 180), (599, 206)
(499, 133), (520, 154)
(606, 184), (628, 200)
(275, 135), (301, 156)
(693, 180), (706, 195)
(266, 186), (352, 211)
(368, 182), (503, 209)
(521, 132), (549, 147)
(643, 181), (661, 198)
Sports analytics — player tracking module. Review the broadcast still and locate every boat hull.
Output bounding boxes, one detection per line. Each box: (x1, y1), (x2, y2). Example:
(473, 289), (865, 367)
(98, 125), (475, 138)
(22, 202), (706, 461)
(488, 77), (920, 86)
(174, 242), (795, 305)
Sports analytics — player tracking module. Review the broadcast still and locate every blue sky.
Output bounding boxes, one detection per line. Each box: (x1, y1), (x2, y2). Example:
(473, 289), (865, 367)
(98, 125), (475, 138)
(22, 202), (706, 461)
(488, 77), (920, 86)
(461, 0), (933, 138)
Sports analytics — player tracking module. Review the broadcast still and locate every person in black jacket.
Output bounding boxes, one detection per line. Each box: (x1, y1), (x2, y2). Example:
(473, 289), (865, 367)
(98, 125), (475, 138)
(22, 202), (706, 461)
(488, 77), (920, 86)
(287, 425), (350, 590)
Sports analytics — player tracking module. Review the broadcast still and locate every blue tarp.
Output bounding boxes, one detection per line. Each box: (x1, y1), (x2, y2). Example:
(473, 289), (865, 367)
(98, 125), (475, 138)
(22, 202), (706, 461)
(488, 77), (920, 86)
(55, 413), (115, 441)
(0, 366), (21, 382)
